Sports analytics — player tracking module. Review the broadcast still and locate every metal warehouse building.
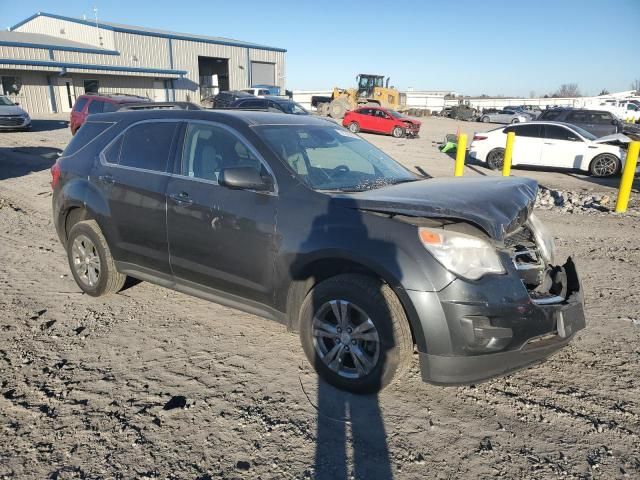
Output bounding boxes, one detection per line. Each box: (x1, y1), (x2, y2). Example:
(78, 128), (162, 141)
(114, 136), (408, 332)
(0, 12), (286, 114)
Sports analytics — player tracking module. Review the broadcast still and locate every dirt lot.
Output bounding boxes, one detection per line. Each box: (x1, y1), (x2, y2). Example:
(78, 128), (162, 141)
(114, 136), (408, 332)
(0, 115), (639, 479)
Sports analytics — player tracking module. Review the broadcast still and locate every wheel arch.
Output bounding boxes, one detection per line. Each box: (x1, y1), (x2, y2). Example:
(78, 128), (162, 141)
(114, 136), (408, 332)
(284, 256), (425, 350)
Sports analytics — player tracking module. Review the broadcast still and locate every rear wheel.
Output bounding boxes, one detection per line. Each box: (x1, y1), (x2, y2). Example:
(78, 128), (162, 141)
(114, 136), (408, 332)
(66, 220), (126, 297)
(348, 122), (360, 133)
(511, 118), (520, 124)
(299, 274), (413, 394)
(486, 148), (505, 170)
(391, 126), (405, 138)
(481, 116), (490, 123)
(589, 153), (620, 177)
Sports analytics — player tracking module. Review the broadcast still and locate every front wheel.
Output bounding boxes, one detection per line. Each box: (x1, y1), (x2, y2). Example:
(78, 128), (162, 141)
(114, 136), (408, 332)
(481, 116), (490, 123)
(66, 220), (126, 296)
(589, 153), (620, 177)
(391, 126), (405, 138)
(299, 274), (413, 394)
(511, 118), (520, 124)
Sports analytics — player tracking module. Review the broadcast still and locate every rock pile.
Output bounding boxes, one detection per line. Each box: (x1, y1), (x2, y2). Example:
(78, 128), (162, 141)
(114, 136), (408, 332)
(535, 187), (637, 214)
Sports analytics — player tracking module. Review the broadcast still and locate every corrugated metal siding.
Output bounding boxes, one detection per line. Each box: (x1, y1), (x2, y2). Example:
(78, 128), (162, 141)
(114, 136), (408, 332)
(0, 69), (53, 114)
(113, 31), (170, 69)
(170, 39), (249, 102)
(14, 15), (115, 50)
(71, 74), (157, 99)
(0, 45), (51, 61)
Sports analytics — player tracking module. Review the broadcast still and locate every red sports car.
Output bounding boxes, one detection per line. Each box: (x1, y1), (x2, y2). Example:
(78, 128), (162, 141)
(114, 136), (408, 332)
(342, 107), (421, 138)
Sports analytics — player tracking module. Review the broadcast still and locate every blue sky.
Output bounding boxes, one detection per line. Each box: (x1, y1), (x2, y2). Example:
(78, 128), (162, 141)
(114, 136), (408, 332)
(4, 0), (639, 96)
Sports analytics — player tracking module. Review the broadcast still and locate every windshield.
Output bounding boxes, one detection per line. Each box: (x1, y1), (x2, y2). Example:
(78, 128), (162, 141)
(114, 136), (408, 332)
(281, 101), (309, 115)
(388, 110), (404, 119)
(0, 96), (14, 106)
(255, 124), (416, 191)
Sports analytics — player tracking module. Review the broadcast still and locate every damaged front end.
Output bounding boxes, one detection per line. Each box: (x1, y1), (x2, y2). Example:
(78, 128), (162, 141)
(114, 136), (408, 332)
(387, 209), (586, 385)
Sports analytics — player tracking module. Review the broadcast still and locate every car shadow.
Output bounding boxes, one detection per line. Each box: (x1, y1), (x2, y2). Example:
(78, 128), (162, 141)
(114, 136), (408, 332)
(0, 146), (62, 180)
(30, 118), (69, 132)
(290, 196), (399, 479)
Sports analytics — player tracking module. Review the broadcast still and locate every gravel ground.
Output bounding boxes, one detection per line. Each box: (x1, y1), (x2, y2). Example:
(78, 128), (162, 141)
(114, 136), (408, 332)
(0, 115), (639, 479)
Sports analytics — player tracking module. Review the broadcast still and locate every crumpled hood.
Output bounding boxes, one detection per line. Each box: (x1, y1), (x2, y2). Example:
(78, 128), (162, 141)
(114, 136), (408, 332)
(592, 133), (630, 144)
(0, 105), (27, 116)
(332, 176), (538, 240)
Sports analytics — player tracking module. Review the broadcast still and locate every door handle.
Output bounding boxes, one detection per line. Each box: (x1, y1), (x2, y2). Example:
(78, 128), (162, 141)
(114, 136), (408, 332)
(98, 174), (114, 184)
(169, 192), (193, 206)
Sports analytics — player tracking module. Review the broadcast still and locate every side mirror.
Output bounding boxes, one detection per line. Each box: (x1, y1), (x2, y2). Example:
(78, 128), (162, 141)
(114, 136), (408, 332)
(14, 102), (19, 105)
(219, 166), (271, 191)
(612, 119), (618, 125)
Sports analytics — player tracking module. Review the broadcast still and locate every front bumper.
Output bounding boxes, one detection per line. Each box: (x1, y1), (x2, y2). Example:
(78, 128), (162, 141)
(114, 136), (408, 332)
(411, 257), (585, 385)
(0, 116), (31, 129)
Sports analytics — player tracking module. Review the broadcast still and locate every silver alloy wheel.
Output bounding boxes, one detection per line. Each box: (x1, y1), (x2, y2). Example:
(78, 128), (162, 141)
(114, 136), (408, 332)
(488, 150), (504, 169)
(71, 234), (101, 287)
(349, 122), (359, 133)
(392, 127), (403, 138)
(482, 116), (489, 123)
(592, 154), (618, 177)
(312, 300), (380, 379)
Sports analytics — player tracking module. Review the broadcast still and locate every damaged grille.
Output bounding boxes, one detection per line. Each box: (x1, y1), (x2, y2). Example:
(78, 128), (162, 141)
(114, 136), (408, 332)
(504, 224), (566, 304)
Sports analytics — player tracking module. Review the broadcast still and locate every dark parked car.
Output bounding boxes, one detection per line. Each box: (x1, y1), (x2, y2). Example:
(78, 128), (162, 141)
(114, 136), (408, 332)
(51, 110), (585, 393)
(230, 96), (309, 115)
(202, 90), (252, 109)
(537, 108), (622, 137)
(70, 93), (150, 134)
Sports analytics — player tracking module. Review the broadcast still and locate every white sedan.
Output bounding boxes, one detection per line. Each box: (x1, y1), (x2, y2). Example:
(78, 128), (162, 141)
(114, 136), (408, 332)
(469, 121), (636, 177)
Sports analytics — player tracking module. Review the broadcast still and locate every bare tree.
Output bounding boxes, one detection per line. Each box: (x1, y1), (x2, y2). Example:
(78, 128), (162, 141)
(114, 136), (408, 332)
(631, 79), (640, 94)
(554, 83), (581, 98)
(599, 88), (610, 96)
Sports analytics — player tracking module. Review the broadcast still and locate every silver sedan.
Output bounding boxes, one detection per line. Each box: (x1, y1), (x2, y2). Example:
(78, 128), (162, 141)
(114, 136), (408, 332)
(479, 109), (530, 124)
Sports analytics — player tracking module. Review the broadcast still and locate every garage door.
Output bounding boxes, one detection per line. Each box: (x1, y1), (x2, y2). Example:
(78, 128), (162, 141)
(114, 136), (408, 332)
(251, 62), (275, 85)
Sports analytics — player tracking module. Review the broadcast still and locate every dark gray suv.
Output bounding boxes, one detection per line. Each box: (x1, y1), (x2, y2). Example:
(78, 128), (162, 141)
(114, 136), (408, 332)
(51, 110), (585, 393)
(538, 108), (622, 137)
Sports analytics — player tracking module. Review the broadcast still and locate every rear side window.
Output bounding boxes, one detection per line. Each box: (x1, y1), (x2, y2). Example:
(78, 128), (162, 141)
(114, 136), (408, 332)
(103, 102), (119, 113)
(566, 112), (588, 123)
(507, 124), (542, 137)
(102, 135), (123, 164)
(540, 110), (562, 120)
(239, 99), (266, 108)
(88, 100), (104, 114)
(119, 122), (178, 172)
(72, 98), (89, 112)
(63, 122), (114, 156)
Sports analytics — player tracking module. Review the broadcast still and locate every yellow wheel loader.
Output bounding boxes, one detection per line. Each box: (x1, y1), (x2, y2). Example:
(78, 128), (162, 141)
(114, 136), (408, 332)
(314, 74), (407, 119)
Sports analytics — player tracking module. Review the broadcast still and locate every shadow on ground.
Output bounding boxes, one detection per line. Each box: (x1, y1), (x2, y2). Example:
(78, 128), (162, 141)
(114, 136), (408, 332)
(30, 118), (69, 132)
(0, 146), (62, 180)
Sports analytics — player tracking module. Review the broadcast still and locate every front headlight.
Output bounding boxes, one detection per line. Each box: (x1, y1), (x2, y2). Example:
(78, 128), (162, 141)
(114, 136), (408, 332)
(418, 227), (505, 280)
(527, 214), (556, 265)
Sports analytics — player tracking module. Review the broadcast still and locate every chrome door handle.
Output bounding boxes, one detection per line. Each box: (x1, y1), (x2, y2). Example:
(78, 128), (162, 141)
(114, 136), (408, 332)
(169, 192), (193, 206)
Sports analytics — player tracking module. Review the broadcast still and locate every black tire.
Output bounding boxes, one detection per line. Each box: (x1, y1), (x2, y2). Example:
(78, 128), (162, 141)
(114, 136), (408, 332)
(391, 126), (405, 138)
(486, 148), (505, 170)
(511, 118), (520, 124)
(481, 116), (490, 123)
(589, 153), (621, 177)
(299, 274), (413, 394)
(348, 121), (360, 133)
(66, 220), (126, 297)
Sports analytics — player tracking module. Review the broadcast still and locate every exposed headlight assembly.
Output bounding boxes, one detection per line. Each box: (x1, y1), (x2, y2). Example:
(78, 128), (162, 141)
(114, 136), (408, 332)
(527, 213), (556, 265)
(418, 227), (505, 280)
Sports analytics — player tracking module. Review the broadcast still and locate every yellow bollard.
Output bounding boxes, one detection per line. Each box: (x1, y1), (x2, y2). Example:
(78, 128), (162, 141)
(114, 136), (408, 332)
(615, 140), (640, 213)
(454, 133), (467, 176)
(503, 131), (515, 176)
